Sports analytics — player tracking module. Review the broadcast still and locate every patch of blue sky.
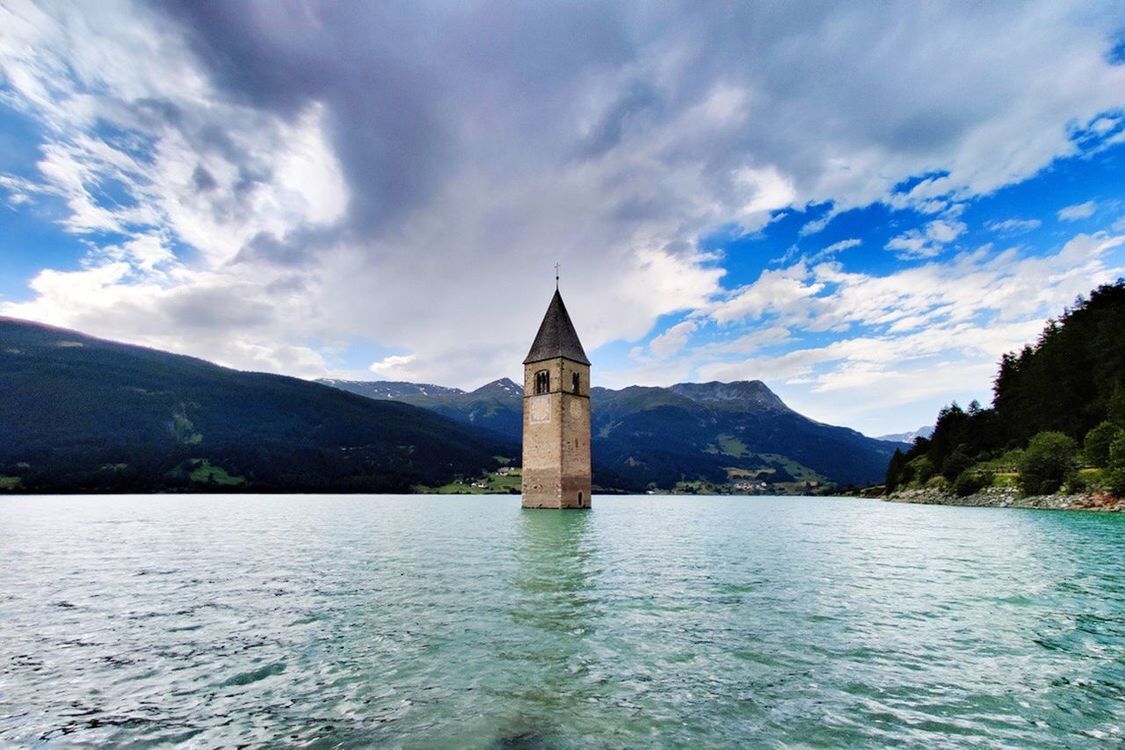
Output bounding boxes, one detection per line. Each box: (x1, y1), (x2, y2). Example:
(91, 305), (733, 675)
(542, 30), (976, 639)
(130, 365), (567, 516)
(0, 105), (104, 297)
(703, 127), (1125, 299)
(966, 139), (1123, 247)
(798, 203), (903, 274)
(586, 336), (640, 373)
(164, 235), (206, 266)
(0, 209), (89, 302)
(93, 118), (160, 167)
(318, 338), (418, 380)
(87, 174), (138, 212)
(1108, 29), (1125, 65)
(643, 122), (1125, 398)
(703, 201), (902, 287)
(0, 103), (41, 175)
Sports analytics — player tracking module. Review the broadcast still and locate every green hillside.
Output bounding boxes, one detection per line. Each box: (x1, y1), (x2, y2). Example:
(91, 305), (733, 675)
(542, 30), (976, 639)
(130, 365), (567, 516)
(886, 280), (1125, 498)
(325, 376), (903, 491)
(591, 382), (900, 491)
(0, 318), (515, 493)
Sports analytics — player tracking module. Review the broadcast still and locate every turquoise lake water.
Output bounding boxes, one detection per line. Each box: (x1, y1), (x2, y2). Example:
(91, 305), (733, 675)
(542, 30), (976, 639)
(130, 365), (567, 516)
(1, 495), (1122, 747)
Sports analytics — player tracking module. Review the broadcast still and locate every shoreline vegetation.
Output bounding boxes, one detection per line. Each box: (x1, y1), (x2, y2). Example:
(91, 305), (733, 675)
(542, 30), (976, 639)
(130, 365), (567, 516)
(882, 280), (1125, 513)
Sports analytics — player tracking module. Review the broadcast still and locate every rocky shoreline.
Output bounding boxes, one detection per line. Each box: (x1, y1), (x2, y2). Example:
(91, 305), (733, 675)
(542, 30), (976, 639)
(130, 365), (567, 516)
(885, 486), (1124, 512)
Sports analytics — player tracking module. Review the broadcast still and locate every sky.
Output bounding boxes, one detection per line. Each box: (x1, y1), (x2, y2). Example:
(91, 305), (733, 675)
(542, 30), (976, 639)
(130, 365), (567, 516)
(1, 1), (1124, 437)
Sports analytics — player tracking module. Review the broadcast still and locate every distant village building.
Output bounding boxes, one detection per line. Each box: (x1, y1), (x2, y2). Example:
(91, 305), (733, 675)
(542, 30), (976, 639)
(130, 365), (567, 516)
(521, 287), (592, 509)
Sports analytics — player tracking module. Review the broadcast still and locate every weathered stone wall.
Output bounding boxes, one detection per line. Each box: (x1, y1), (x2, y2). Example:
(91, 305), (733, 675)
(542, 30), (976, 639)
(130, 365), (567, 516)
(559, 392), (591, 507)
(521, 357), (591, 509)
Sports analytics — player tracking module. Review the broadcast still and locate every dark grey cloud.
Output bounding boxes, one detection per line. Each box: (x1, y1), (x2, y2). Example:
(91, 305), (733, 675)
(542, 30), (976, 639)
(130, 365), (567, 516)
(231, 229), (333, 268)
(231, 231), (303, 267)
(577, 81), (663, 159)
(191, 165), (217, 192)
(162, 286), (275, 330)
(150, 0), (1052, 246)
(153, 1), (334, 113)
(151, 0), (654, 238)
(134, 97), (184, 127)
(5, 0), (1125, 389)
(155, 1), (455, 234)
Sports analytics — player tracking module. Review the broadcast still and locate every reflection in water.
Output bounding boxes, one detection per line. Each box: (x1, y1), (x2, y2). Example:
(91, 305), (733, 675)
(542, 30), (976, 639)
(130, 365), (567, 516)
(492, 511), (599, 745)
(511, 510), (598, 634)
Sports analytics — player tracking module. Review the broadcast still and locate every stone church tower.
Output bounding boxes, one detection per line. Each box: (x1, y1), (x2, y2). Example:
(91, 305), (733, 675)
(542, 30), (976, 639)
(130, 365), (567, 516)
(521, 288), (592, 509)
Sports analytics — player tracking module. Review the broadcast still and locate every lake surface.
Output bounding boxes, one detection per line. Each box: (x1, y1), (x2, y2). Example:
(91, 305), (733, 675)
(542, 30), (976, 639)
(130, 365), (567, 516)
(1, 495), (1122, 748)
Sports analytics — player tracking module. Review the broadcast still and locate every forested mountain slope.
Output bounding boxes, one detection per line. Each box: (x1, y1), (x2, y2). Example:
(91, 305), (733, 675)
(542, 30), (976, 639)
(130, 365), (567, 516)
(886, 280), (1125, 497)
(325, 377), (904, 490)
(0, 318), (514, 493)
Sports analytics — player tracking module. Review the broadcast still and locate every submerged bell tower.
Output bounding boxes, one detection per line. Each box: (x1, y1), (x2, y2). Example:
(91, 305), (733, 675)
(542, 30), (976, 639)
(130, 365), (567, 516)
(521, 282), (592, 509)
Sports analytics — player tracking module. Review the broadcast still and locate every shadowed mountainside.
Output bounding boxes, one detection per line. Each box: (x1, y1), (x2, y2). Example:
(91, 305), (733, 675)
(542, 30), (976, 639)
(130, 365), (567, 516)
(323, 377), (904, 490)
(320, 377), (525, 442)
(0, 315), (901, 495)
(0, 317), (514, 493)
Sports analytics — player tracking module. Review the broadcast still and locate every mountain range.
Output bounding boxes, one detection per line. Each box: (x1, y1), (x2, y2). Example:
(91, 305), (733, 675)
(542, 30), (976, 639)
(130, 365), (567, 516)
(875, 425), (934, 444)
(0, 315), (903, 494)
(320, 377), (904, 490)
(0, 318), (513, 493)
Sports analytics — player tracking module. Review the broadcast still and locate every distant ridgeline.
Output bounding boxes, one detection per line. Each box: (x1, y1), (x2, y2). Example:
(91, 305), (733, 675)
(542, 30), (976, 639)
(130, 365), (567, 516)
(0, 318), (514, 494)
(886, 280), (1125, 498)
(0, 316), (901, 495)
(322, 378), (904, 492)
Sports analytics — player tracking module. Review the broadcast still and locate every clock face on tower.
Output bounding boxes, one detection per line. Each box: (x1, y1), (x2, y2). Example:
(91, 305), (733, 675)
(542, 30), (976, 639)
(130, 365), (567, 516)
(529, 394), (551, 423)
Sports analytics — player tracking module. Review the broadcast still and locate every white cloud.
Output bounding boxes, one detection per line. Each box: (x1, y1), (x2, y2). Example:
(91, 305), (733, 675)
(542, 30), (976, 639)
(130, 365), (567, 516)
(3, 257), (331, 377)
(823, 238), (862, 254)
(734, 165), (797, 228)
(0, 0), (1123, 396)
(885, 218), (967, 259)
(102, 236), (177, 274)
(799, 212), (833, 236)
(648, 320), (698, 359)
(694, 320), (1043, 390)
(807, 238), (861, 263)
(708, 262), (823, 325)
(987, 217), (1042, 234)
(1089, 115), (1119, 134)
(680, 233), (1125, 427)
(696, 325), (793, 357)
(1057, 200), (1096, 221)
(368, 354), (417, 378)
(885, 176), (958, 215)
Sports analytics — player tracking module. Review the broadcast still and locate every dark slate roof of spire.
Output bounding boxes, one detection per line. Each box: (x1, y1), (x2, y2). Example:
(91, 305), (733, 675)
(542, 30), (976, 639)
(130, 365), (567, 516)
(523, 289), (590, 365)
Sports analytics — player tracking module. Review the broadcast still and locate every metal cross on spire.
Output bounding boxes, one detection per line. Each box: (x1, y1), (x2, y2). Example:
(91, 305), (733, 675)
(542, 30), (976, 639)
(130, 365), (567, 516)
(554, 262), (560, 290)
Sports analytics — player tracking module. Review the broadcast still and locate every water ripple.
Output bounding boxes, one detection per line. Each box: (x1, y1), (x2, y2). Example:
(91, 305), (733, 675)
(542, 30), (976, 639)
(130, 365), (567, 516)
(1, 495), (1123, 747)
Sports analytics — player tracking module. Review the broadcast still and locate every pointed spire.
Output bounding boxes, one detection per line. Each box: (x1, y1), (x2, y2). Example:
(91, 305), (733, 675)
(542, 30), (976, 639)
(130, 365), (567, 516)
(523, 289), (590, 365)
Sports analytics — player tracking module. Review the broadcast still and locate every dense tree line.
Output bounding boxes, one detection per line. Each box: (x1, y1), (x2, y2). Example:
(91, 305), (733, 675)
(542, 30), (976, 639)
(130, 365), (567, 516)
(887, 280), (1125, 497)
(0, 318), (514, 493)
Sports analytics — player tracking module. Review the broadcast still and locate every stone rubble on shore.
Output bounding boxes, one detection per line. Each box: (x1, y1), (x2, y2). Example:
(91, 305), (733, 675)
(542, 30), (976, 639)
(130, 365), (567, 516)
(886, 486), (1124, 512)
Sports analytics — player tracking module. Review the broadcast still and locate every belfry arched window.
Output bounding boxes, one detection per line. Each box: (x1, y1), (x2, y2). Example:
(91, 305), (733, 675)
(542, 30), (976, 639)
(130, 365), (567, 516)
(535, 369), (550, 394)
(572, 372), (580, 393)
